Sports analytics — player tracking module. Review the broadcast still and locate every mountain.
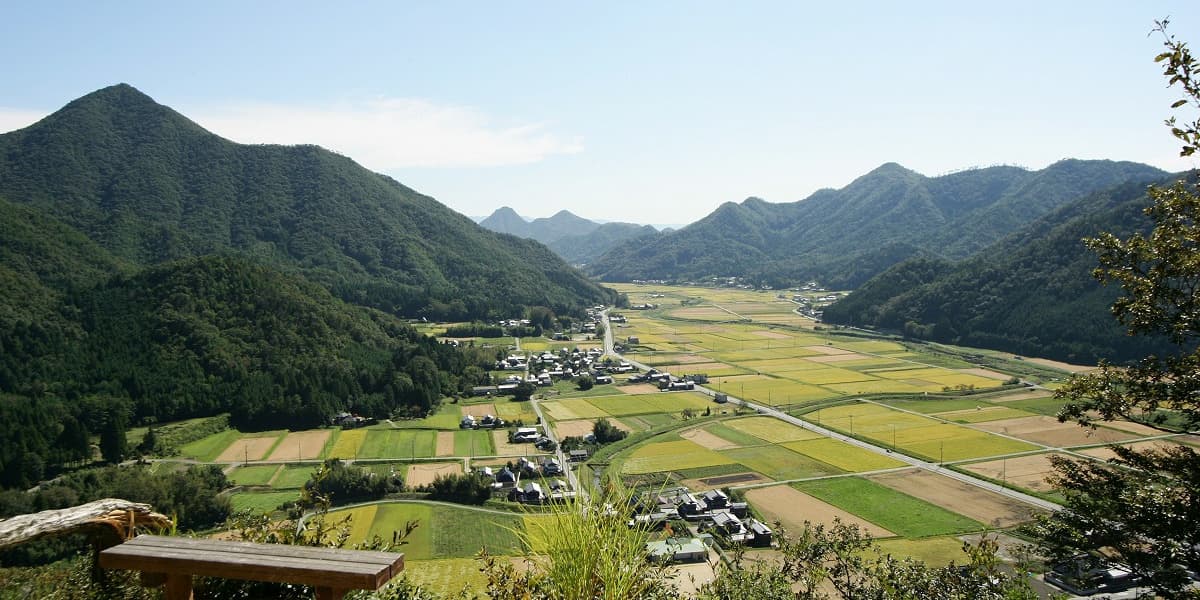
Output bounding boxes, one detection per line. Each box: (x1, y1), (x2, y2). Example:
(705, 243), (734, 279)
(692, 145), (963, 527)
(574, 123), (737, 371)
(586, 161), (1167, 288)
(479, 206), (657, 264)
(0, 84), (615, 320)
(821, 177), (1178, 364)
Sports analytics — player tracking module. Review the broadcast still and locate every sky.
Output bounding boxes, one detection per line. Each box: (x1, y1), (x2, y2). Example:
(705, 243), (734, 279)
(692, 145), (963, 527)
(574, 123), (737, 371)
(2, 2), (1199, 226)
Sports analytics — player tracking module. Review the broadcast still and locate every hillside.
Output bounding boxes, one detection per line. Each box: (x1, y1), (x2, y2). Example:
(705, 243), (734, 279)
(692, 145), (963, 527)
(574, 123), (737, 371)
(479, 206), (656, 263)
(586, 161), (1167, 288)
(0, 84), (615, 320)
(822, 178), (1177, 364)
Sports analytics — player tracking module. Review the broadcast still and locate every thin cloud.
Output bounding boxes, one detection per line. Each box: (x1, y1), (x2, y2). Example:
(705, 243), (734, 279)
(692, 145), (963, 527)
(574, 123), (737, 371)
(0, 109), (50, 133)
(189, 98), (583, 169)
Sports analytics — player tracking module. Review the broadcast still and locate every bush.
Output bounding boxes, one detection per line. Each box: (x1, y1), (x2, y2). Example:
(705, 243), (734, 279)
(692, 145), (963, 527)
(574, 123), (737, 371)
(425, 472), (492, 505)
(302, 459), (401, 506)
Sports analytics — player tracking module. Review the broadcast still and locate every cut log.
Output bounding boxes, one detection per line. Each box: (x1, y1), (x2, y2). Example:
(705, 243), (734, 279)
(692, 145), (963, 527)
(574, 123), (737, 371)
(0, 498), (172, 550)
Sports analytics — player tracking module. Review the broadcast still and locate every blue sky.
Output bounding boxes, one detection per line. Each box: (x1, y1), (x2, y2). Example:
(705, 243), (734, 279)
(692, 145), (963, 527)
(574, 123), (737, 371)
(2, 2), (1198, 225)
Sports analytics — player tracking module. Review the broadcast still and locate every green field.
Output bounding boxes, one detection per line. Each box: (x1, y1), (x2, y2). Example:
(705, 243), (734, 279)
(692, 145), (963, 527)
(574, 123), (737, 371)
(327, 429), (368, 459)
(393, 403), (462, 430)
(358, 430), (437, 459)
(725, 416), (824, 443)
(227, 465), (279, 486)
(807, 403), (1040, 461)
(453, 430), (495, 455)
(328, 502), (527, 561)
(796, 477), (983, 537)
(782, 438), (907, 472)
(179, 430), (240, 462)
(622, 440), (735, 474)
(719, 445), (842, 480)
(872, 536), (971, 566)
(272, 465), (317, 489)
(230, 490), (299, 514)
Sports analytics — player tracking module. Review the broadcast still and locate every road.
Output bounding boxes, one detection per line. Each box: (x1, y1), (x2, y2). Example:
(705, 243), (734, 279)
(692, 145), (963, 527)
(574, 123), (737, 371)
(599, 308), (1061, 513)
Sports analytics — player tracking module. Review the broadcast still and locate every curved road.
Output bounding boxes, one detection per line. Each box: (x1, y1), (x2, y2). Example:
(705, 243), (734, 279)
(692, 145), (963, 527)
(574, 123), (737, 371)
(600, 308), (1061, 513)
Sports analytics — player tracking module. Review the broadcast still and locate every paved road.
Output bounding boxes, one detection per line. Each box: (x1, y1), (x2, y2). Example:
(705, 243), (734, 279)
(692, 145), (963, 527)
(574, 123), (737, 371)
(601, 307), (1061, 513)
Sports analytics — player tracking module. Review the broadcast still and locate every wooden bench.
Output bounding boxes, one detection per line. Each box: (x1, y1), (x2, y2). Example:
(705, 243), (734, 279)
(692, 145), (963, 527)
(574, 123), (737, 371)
(99, 535), (404, 600)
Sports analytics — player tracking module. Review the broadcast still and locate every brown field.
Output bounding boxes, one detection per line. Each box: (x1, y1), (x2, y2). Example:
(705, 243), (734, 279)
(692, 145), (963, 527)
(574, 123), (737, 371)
(935, 406), (1013, 419)
(1022, 357), (1095, 373)
(1096, 419), (1168, 436)
(986, 389), (1053, 403)
(680, 427), (740, 450)
(974, 415), (1135, 447)
(435, 432), (455, 456)
(406, 462), (462, 487)
(752, 330), (791, 339)
(667, 354), (714, 364)
(1075, 439), (1192, 461)
(216, 435), (281, 462)
(868, 469), (1041, 528)
(461, 404), (498, 418)
(492, 430), (531, 456)
(745, 485), (893, 538)
(958, 368), (1010, 380)
(680, 472), (767, 492)
(803, 345), (853, 355)
(620, 384), (663, 394)
(266, 430), (331, 461)
(553, 419), (598, 439)
(962, 454), (1062, 492)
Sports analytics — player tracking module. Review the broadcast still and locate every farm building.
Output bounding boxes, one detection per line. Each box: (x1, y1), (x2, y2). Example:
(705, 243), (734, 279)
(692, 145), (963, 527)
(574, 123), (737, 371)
(646, 538), (707, 563)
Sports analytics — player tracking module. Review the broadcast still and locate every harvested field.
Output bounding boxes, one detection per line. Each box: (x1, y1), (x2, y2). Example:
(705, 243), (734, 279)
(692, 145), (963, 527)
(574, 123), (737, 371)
(266, 430), (331, 461)
(974, 415), (1136, 447)
(216, 434), (281, 462)
(461, 404), (498, 418)
(806, 352), (870, 363)
(619, 384), (662, 394)
(1022, 357), (1095, 373)
(492, 430), (531, 457)
(1097, 420), (1169, 436)
(958, 367), (1011, 380)
(1075, 439), (1192, 460)
(436, 432), (455, 456)
(803, 345), (853, 355)
(744, 485), (893, 538)
(868, 469), (1041, 528)
(680, 427), (740, 450)
(407, 462), (462, 487)
(552, 419), (598, 439)
(702, 472), (764, 486)
(962, 453), (1062, 492)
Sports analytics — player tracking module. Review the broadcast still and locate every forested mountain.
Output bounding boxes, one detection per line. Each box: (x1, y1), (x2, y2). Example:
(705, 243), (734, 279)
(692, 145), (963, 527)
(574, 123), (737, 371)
(479, 206), (656, 263)
(0, 84), (615, 320)
(822, 177), (1178, 364)
(586, 161), (1166, 288)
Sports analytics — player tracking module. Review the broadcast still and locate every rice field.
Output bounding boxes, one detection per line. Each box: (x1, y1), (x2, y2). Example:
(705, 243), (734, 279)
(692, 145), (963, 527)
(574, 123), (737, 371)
(358, 430), (437, 459)
(621, 440), (736, 474)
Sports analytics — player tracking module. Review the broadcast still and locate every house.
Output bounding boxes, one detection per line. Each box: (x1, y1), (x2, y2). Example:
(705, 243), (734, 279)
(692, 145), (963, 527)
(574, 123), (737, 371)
(470, 385), (498, 397)
(517, 481), (544, 504)
(512, 427), (539, 443)
(627, 336), (641, 344)
(460, 415), (477, 429)
(568, 449), (589, 462)
(646, 538), (707, 563)
(542, 457), (562, 475)
(746, 519), (773, 547)
(700, 489), (729, 510)
(711, 512), (745, 536)
(495, 467), (516, 485)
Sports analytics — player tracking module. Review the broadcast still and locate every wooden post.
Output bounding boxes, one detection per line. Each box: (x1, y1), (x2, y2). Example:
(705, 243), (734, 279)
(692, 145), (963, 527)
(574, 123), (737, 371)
(164, 573), (193, 600)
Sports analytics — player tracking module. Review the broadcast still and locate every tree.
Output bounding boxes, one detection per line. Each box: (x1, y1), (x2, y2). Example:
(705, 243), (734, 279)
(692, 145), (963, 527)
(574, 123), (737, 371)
(1029, 21), (1200, 598)
(592, 418), (626, 444)
(513, 381), (535, 401)
(575, 375), (594, 391)
(99, 409), (128, 464)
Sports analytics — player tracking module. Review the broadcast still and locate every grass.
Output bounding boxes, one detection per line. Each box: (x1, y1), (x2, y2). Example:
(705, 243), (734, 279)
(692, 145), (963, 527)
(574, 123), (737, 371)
(392, 403), (462, 430)
(366, 503), (435, 559)
(795, 477), (983, 537)
(227, 465), (280, 486)
(229, 490), (298, 514)
(622, 440), (736, 474)
(782, 438), (906, 472)
(358, 430), (437, 459)
(720, 445), (843, 480)
(179, 429), (240, 461)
